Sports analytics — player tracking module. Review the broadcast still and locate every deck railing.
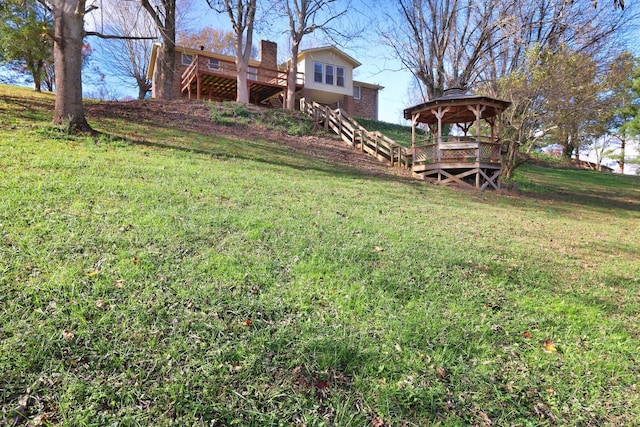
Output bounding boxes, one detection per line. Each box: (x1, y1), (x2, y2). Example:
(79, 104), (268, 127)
(181, 55), (304, 93)
(300, 98), (410, 168)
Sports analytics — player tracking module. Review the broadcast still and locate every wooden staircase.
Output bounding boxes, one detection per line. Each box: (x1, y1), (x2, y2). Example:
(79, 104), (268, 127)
(300, 99), (410, 169)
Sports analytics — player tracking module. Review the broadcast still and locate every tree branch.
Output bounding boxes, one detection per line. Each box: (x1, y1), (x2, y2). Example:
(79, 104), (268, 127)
(84, 32), (157, 40)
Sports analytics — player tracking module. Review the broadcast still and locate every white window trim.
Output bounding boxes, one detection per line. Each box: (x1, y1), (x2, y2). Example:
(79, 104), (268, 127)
(325, 64), (334, 85)
(314, 62), (323, 83)
(353, 85), (361, 100)
(313, 61), (348, 87)
(336, 66), (345, 87)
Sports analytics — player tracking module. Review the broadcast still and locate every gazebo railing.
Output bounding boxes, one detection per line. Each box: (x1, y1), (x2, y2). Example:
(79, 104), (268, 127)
(413, 136), (502, 167)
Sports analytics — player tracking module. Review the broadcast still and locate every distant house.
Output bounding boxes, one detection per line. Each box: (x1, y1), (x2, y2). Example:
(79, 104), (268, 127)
(147, 41), (383, 120)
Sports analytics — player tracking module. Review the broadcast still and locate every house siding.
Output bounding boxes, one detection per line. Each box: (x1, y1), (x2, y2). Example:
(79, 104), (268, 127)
(300, 51), (353, 97)
(324, 88), (379, 121)
(151, 51), (187, 99)
(351, 85), (379, 120)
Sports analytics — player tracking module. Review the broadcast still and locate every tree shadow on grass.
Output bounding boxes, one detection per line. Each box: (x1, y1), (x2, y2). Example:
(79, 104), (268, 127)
(514, 189), (640, 213)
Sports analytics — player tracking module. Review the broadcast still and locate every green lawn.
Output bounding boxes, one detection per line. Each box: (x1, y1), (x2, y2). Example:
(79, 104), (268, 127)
(1, 85), (639, 426)
(352, 117), (423, 147)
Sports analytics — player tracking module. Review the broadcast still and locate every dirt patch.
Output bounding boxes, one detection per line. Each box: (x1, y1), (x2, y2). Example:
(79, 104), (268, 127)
(86, 99), (415, 181)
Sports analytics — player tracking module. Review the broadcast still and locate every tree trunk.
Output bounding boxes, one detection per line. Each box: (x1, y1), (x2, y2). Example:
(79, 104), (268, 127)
(31, 60), (43, 92)
(620, 136), (626, 174)
(154, 41), (175, 100)
(137, 83), (148, 100)
(136, 76), (152, 100)
(285, 43), (300, 110)
(236, 62), (249, 104)
(52, 0), (91, 131)
(139, 0), (176, 100)
(502, 141), (519, 179)
(235, 21), (254, 105)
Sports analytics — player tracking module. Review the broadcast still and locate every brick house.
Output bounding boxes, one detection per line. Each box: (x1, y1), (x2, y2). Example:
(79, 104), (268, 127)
(147, 41), (383, 120)
(291, 46), (383, 120)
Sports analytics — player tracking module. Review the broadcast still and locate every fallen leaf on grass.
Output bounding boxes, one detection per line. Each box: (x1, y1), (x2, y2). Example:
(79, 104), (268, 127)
(114, 279), (124, 289)
(374, 246), (384, 252)
(243, 319), (253, 326)
(478, 411), (492, 425)
(86, 271), (98, 277)
(132, 257), (139, 264)
(523, 331), (531, 339)
(315, 381), (329, 389)
(118, 224), (134, 232)
(370, 416), (385, 427)
(95, 299), (104, 309)
(62, 330), (74, 342)
(544, 340), (557, 353)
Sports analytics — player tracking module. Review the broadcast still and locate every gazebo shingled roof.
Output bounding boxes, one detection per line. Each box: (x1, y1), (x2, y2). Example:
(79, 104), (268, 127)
(403, 89), (511, 125)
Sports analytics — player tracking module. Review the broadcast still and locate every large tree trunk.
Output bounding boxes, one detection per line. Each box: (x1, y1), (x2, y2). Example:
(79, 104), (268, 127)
(234, 21), (253, 105)
(154, 37), (176, 100)
(236, 62), (249, 104)
(285, 42), (300, 110)
(52, 0), (91, 131)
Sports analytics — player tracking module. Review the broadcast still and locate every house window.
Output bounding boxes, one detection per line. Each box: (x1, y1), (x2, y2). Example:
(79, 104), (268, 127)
(314, 62), (323, 83)
(336, 67), (345, 87)
(325, 65), (334, 85)
(248, 66), (258, 81)
(181, 53), (194, 65)
(209, 59), (220, 70)
(353, 85), (361, 100)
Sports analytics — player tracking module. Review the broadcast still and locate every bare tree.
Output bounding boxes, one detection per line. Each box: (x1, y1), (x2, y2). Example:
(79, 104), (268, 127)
(94, 0), (158, 100)
(382, 0), (630, 104)
(280, 0), (350, 110)
(138, 0), (178, 100)
(207, 0), (257, 104)
(380, 0), (499, 101)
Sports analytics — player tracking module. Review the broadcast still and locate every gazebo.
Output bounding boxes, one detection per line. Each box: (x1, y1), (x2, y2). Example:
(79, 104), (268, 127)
(403, 88), (511, 190)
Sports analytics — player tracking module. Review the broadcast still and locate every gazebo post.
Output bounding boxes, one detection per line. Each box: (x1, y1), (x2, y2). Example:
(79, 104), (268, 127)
(431, 107), (450, 145)
(411, 113), (419, 150)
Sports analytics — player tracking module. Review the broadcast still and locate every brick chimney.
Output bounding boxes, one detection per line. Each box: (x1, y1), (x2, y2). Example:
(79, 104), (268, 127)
(259, 40), (278, 70)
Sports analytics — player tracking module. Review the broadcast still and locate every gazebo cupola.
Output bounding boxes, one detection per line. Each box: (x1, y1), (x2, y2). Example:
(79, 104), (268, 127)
(403, 87), (511, 190)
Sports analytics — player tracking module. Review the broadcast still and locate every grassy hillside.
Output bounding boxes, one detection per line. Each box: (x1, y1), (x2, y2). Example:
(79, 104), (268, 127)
(1, 85), (639, 426)
(353, 117), (422, 147)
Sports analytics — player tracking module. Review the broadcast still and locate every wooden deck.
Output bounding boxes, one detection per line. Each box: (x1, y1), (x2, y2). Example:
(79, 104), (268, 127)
(181, 55), (304, 105)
